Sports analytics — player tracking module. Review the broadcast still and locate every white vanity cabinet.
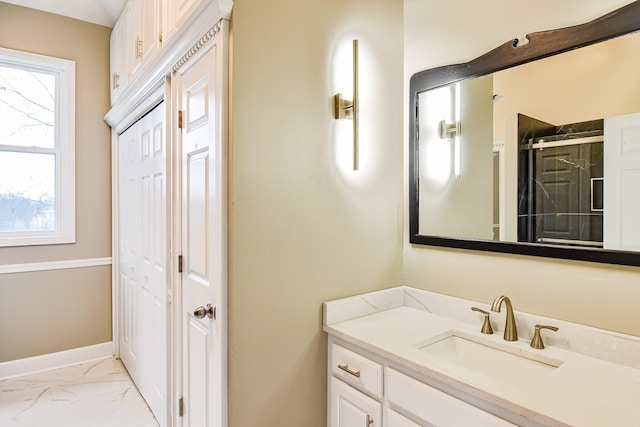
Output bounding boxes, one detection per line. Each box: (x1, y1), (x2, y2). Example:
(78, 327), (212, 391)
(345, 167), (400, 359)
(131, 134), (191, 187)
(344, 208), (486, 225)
(386, 410), (421, 427)
(328, 338), (517, 427)
(329, 343), (383, 426)
(386, 368), (516, 427)
(330, 377), (382, 427)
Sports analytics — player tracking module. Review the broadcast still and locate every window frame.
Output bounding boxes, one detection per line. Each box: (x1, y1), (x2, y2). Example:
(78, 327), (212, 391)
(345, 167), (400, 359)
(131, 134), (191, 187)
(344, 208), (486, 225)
(0, 47), (75, 247)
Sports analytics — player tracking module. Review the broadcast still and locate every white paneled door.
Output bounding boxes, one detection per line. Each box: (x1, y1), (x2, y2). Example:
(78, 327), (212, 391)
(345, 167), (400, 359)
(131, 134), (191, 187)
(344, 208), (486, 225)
(176, 23), (228, 427)
(119, 117), (141, 378)
(604, 112), (640, 251)
(118, 102), (168, 427)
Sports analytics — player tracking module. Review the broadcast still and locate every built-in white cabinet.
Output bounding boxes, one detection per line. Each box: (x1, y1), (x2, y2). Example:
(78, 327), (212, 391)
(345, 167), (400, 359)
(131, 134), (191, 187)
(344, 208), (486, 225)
(128, 0), (162, 82)
(109, 7), (129, 105)
(110, 0), (164, 104)
(109, 0), (228, 105)
(129, 0), (163, 80)
(165, 0), (203, 41)
(328, 339), (517, 427)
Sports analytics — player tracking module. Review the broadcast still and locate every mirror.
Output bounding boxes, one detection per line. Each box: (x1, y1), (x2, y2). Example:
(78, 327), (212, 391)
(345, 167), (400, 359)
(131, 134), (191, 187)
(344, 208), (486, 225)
(409, 1), (640, 266)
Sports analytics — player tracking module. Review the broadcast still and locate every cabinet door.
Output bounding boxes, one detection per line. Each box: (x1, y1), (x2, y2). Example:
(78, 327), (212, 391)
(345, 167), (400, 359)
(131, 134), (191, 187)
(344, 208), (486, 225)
(330, 377), (381, 427)
(109, 19), (121, 104)
(167, 0), (202, 38)
(141, 0), (162, 64)
(127, 0), (141, 80)
(110, 6), (131, 104)
(128, 0), (162, 81)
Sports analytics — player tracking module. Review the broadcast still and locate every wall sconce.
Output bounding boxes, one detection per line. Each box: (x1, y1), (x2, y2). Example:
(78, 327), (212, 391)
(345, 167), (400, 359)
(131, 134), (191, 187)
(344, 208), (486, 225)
(333, 39), (359, 170)
(438, 120), (459, 139)
(437, 82), (462, 178)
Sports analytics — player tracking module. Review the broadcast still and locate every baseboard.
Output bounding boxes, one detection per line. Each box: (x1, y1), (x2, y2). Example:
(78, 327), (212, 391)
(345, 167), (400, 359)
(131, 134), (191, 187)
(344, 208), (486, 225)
(0, 342), (114, 380)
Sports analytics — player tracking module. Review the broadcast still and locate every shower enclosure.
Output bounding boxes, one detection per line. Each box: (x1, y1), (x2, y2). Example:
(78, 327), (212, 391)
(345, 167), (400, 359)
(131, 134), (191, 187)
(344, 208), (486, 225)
(517, 115), (604, 247)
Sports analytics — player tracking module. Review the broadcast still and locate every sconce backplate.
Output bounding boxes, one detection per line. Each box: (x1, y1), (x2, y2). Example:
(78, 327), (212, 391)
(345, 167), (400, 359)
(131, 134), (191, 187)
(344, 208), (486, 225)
(334, 93), (354, 120)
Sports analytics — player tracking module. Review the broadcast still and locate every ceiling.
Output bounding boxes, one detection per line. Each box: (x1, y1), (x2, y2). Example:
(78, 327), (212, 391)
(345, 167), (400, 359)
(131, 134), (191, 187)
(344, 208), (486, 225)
(3, 0), (127, 27)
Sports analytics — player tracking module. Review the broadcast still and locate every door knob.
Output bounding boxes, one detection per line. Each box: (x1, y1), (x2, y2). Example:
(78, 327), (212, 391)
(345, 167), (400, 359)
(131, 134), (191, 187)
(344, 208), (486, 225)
(193, 303), (216, 319)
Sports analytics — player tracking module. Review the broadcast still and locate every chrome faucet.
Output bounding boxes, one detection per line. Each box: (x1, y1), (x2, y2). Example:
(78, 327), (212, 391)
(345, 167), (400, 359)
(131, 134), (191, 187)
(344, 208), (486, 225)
(491, 295), (518, 341)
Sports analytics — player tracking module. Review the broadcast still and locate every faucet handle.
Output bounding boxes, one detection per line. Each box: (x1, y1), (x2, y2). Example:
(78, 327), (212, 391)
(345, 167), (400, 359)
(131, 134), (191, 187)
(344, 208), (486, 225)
(471, 307), (494, 335)
(530, 324), (559, 349)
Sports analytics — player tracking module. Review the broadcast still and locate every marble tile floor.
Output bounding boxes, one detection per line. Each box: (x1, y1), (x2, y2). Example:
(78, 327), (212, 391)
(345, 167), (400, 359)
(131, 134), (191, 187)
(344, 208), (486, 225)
(0, 357), (159, 427)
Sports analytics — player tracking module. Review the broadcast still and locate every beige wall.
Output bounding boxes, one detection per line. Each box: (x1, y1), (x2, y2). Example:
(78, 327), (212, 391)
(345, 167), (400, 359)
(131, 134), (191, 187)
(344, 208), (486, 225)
(0, 3), (112, 362)
(493, 32), (640, 140)
(404, 0), (640, 338)
(229, 0), (404, 425)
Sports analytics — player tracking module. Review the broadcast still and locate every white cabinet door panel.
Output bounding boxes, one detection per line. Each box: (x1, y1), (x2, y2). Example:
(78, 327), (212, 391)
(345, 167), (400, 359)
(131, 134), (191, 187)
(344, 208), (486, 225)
(167, 0), (202, 39)
(330, 377), (381, 427)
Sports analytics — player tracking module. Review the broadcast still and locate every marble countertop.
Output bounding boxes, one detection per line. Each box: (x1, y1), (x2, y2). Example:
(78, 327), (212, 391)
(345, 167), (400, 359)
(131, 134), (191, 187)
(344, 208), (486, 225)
(323, 287), (640, 427)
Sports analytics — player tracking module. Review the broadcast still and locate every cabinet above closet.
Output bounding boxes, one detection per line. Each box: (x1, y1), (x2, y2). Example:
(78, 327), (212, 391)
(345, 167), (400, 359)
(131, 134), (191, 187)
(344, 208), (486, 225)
(107, 0), (232, 112)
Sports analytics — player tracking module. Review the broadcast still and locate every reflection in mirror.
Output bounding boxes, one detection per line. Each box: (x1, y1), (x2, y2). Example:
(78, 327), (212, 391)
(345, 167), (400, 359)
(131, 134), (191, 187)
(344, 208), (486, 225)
(418, 76), (493, 240)
(410, 1), (640, 266)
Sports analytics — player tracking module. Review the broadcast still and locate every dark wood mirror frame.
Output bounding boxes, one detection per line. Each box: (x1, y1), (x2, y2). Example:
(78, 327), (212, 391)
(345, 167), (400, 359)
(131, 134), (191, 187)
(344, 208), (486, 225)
(409, 1), (640, 267)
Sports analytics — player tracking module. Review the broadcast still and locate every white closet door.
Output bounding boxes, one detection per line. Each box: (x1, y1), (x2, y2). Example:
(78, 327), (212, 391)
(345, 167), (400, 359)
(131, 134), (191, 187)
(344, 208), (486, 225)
(119, 120), (142, 380)
(138, 102), (169, 427)
(118, 101), (169, 427)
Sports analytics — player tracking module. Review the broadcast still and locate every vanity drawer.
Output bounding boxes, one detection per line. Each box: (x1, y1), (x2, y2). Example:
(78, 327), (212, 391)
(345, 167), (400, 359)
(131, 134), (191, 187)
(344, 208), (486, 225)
(387, 409), (421, 427)
(387, 368), (517, 427)
(330, 343), (383, 399)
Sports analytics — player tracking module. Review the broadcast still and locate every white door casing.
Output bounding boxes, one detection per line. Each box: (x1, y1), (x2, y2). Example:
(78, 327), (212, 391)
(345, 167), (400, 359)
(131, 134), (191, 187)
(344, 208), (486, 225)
(175, 20), (228, 427)
(604, 112), (640, 250)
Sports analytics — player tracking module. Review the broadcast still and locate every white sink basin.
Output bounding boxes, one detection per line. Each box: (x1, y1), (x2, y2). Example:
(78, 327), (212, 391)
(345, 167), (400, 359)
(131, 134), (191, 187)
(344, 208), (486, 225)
(415, 331), (563, 385)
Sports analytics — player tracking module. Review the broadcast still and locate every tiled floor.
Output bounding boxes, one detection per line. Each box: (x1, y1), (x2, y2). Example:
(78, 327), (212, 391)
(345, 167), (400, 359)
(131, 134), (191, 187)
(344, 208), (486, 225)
(0, 358), (159, 427)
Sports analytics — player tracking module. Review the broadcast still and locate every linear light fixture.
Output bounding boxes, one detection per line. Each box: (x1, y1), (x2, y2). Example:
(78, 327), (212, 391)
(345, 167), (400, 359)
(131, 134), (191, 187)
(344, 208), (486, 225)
(333, 39), (359, 170)
(438, 83), (462, 177)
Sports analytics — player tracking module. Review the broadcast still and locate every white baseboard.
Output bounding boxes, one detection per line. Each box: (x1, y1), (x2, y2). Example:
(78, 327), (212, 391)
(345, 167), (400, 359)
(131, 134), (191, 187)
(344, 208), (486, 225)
(0, 342), (114, 380)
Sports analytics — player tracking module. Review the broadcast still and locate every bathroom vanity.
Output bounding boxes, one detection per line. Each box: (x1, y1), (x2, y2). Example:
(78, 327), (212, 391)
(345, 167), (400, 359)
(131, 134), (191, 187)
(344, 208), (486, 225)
(323, 287), (640, 427)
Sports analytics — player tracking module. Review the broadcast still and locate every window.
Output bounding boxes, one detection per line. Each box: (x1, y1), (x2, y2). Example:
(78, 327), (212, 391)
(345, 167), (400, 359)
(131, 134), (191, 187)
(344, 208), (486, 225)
(0, 48), (75, 247)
